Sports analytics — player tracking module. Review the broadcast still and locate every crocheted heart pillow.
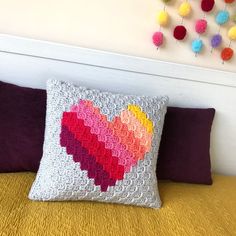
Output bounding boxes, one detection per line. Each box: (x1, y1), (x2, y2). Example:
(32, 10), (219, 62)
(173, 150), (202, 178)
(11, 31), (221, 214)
(29, 79), (168, 208)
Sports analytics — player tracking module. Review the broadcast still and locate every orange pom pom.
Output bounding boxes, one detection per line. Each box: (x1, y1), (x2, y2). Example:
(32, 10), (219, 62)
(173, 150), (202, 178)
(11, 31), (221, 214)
(224, 0), (234, 3)
(221, 47), (234, 61)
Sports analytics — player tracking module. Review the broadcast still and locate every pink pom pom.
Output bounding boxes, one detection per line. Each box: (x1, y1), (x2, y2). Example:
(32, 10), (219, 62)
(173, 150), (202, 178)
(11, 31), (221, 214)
(195, 19), (207, 34)
(152, 32), (164, 47)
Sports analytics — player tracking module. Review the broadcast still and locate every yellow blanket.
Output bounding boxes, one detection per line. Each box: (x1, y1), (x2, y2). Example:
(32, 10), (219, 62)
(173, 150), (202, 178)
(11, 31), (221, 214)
(0, 173), (235, 236)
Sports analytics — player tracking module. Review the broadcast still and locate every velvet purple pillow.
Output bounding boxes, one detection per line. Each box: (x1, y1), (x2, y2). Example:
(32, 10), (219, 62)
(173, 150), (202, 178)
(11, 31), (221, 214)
(157, 107), (215, 185)
(0, 81), (46, 172)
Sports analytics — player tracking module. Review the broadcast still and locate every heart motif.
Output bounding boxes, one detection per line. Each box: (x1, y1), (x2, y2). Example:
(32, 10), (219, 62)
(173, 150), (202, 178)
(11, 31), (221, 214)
(60, 100), (154, 192)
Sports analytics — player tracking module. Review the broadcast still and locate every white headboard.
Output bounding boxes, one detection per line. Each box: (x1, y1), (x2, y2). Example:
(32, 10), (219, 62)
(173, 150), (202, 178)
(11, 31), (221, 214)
(0, 34), (236, 175)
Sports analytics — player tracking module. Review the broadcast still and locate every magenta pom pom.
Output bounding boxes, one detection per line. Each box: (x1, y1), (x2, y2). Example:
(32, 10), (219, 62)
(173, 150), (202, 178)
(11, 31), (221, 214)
(173, 25), (187, 40)
(201, 0), (215, 12)
(195, 19), (207, 34)
(152, 31), (164, 47)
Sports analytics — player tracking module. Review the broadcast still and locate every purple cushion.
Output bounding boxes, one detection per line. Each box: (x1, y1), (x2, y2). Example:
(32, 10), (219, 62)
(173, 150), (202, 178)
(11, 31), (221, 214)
(157, 107), (215, 185)
(0, 81), (46, 172)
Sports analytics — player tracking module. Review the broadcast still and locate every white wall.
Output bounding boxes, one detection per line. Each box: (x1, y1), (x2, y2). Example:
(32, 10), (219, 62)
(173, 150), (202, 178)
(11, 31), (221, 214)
(0, 35), (236, 175)
(0, 0), (235, 72)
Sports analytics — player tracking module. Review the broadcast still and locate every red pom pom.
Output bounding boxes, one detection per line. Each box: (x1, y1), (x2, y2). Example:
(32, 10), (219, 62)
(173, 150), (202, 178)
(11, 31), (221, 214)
(201, 0), (215, 12)
(173, 25), (187, 40)
(224, 0), (234, 3)
(221, 47), (234, 61)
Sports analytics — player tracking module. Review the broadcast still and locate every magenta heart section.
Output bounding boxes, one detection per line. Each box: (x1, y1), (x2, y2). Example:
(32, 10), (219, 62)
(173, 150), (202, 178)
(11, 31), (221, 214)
(60, 125), (116, 191)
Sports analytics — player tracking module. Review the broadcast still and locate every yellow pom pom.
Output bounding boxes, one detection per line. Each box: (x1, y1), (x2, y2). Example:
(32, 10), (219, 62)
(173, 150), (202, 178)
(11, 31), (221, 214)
(178, 2), (191, 17)
(228, 26), (236, 41)
(157, 11), (169, 26)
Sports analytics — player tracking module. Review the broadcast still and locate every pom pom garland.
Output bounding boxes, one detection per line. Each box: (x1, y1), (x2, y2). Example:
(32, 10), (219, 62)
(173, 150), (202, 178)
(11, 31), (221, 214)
(157, 11), (169, 26)
(198, 1), (213, 56)
(152, 32), (164, 47)
(151, 0), (235, 63)
(192, 39), (203, 53)
(221, 47), (234, 61)
(211, 34), (222, 48)
(153, 1), (171, 50)
(195, 19), (208, 34)
(228, 26), (236, 41)
(178, 2), (192, 17)
(173, 25), (187, 40)
(201, 0), (215, 12)
(216, 11), (230, 25)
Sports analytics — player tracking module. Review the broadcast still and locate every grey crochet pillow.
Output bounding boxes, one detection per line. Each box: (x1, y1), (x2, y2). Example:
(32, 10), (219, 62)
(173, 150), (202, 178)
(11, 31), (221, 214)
(29, 79), (168, 208)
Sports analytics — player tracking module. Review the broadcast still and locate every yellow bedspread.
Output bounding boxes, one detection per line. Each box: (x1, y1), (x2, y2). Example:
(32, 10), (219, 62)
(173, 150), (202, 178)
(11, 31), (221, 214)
(0, 173), (235, 236)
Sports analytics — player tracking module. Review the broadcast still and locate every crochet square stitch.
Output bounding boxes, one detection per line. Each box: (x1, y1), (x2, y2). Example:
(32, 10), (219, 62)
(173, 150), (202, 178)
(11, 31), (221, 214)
(29, 79), (168, 208)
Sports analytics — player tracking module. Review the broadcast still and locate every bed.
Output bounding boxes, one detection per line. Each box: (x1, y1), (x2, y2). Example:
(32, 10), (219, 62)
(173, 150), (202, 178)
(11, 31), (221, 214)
(0, 173), (235, 236)
(0, 34), (236, 236)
